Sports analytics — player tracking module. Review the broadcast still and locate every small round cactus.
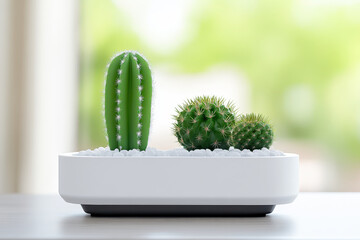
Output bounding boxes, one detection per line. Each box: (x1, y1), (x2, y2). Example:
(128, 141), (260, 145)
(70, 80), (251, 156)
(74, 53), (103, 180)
(232, 113), (274, 150)
(173, 96), (236, 150)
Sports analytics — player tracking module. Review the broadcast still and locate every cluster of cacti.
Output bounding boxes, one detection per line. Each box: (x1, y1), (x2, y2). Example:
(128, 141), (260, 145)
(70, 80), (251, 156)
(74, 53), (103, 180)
(173, 96), (236, 150)
(104, 51), (152, 151)
(102, 50), (272, 152)
(232, 113), (273, 150)
(173, 96), (274, 151)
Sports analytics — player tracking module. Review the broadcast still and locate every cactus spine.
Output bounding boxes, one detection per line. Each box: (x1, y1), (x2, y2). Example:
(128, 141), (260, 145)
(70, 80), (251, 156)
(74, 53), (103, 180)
(232, 113), (274, 150)
(104, 51), (152, 151)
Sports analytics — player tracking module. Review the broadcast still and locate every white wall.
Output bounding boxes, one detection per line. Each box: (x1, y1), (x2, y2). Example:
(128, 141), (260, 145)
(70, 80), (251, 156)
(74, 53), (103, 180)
(0, 0), (12, 192)
(17, 0), (78, 193)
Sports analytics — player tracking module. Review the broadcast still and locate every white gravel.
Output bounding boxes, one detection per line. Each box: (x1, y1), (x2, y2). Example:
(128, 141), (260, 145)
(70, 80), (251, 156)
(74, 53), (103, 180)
(75, 147), (284, 157)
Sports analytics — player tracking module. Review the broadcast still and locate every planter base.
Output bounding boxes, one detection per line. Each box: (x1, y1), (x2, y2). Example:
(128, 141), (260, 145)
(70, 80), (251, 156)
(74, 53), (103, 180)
(81, 204), (275, 217)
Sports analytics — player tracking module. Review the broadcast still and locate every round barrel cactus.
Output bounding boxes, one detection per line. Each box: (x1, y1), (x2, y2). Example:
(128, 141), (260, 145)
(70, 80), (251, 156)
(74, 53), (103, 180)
(232, 113), (273, 150)
(173, 96), (236, 150)
(104, 51), (152, 151)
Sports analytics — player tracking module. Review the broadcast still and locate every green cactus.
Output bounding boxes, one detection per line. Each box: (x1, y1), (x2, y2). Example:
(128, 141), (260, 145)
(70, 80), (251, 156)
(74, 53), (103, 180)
(232, 113), (274, 150)
(173, 96), (236, 150)
(104, 51), (152, 151)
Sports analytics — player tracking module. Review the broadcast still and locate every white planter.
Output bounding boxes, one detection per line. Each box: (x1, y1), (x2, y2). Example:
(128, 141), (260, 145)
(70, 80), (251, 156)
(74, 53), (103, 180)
(59, 153), (299, 216)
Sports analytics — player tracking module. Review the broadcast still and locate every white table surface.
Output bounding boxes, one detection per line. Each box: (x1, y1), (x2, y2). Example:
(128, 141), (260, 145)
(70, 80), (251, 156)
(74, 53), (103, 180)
(0, 193), (359, 240)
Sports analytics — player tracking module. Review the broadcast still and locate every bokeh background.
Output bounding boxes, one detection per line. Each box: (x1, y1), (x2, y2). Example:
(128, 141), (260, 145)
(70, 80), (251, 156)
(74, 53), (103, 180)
(1, 0), (360, 193)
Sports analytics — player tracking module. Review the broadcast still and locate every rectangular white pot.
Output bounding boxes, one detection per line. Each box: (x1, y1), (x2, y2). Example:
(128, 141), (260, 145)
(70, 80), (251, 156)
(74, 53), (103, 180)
(59, 153), (299, 216)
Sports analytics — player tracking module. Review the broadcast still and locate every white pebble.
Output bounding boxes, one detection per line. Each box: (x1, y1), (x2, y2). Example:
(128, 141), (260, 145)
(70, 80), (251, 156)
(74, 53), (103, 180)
(253, 149), (267, 156)
(113, 151), (124, 157)
(230, 149), (242, 156)
(176, 148), (189, 156)
(138, 151), (146, 156)
(104, 150), (113, 156)
(205, 149), (213, 156)
(261, 147), (271, 155)
(93, 149), (101, 156)
(98, 147), (106, 152)
(128, 149), (140, 156)
(190, 149), (205, 156)
(73, 146), (284, 157)
(225, 151), (236, 156)
(241, 149), (253, 156)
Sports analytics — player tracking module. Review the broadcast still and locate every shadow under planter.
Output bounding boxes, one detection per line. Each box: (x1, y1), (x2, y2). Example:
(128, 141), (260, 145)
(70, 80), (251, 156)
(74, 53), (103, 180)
(81, 204), (275, 217)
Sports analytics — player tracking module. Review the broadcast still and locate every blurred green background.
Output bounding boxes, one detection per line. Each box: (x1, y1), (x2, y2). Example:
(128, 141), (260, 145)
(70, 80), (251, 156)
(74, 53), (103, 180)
(79, 0), (360, 190)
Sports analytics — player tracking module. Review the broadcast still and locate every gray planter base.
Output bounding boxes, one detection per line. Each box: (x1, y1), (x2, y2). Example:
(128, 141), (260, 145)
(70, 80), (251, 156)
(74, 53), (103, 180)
(81, 205), (276, 217)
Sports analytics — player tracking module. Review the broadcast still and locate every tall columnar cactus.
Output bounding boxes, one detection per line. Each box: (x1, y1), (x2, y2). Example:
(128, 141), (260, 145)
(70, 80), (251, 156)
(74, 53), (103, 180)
(232, 113), (274, 150)
(104, 51), (152, 151)
(173, 96), (236, 150)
